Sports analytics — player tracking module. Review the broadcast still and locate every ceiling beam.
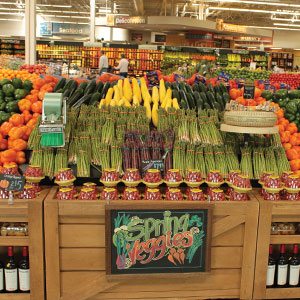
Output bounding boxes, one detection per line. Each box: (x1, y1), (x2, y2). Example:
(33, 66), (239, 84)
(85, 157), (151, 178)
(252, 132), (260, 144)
(133, 0), (144, 15)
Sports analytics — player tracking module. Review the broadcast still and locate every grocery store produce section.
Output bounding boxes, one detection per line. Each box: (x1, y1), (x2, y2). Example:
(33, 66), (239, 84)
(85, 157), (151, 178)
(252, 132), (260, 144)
(1, 45), (300, 299)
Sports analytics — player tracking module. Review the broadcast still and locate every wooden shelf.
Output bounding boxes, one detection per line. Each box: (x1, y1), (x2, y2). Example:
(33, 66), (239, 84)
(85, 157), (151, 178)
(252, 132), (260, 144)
(0, 236), (29, 246)
(270, 235), (300, 244)
(0, 294), (30, 299)
(266, 287), (300, 299)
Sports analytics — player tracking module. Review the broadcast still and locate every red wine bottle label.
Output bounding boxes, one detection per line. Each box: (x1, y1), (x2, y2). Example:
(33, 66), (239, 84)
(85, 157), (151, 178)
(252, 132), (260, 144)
(18, 269), (30, 291)
(4, 269), (17, 291)
(277, 264), (288, 285)
(289, 265), (300, 286)
(0, 268), (3, 291)
(266, 265), (275, 286)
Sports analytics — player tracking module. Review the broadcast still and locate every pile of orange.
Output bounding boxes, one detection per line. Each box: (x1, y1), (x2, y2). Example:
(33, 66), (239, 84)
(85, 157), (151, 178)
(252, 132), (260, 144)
(0, 68), (39, 82)
(0, 74), (58, 166)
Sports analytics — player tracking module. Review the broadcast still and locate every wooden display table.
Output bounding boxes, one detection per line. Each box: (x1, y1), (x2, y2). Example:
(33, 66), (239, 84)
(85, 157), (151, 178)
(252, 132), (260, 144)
(0, 189), (48, 300)
(254, 193), (300, 299)
(44, 187), (259, 300)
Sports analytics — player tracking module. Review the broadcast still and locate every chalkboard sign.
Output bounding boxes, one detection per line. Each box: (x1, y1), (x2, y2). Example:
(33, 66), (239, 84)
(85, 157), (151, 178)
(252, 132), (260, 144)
(244, 85), (255, 99)
(141, 159), (164, 173)
(106, 203), (212, 275)
(0, 174), (25, 191)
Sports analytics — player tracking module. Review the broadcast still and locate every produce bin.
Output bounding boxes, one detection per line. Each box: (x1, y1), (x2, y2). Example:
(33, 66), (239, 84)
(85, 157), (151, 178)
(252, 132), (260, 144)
(44, 187), (259, 300)
(0, 188), (48, 300)
(254, 192), (300, 299)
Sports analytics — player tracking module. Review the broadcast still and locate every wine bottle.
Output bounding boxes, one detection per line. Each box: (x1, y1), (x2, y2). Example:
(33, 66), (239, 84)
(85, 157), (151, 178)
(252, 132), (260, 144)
(4, 246), (17, 293)
(0, 260), (3, 293)
(266, 245), (276, 287)
(289, 244), (300, 287)
(277, 244), (288, 287)
(18, 246), (30, 293)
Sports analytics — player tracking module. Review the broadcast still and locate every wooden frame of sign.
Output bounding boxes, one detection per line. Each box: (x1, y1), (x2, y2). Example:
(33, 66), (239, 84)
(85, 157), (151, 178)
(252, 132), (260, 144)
(105, 203), (212, 279)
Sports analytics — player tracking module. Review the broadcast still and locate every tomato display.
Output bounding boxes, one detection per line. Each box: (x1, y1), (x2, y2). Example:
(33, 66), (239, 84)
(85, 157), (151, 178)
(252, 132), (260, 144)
(164, 169), (182, 182)
(122, 169), (141, 182)
(101, 169), (120, 182)
(24, 165), (44, 177)
(55, 168), (75, 182)
(143, 169), (162, 183)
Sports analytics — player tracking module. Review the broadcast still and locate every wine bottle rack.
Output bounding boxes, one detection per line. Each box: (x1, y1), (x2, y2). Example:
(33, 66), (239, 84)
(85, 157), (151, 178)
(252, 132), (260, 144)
(0, 189), (48, 300)
(254, 194), (300, 299)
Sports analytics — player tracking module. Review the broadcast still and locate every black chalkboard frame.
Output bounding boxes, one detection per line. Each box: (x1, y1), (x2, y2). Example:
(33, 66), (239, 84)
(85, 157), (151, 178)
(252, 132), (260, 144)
(105, 202), (212, 278)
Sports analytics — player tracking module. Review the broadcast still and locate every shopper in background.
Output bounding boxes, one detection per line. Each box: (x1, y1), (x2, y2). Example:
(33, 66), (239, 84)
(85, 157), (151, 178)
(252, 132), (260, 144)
(99, 50), (108, 74)
(115, 54), (129, 78)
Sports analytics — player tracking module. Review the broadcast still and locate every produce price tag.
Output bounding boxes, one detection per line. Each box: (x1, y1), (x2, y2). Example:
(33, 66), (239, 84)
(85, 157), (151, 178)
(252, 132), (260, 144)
(141, 159), (164, 173)
(244, 85), (255, 99)
(0, 174), (25, 192)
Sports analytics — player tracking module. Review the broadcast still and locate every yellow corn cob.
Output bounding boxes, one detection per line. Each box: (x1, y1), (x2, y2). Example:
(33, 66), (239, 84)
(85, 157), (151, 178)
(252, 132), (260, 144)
(118, 98), (125, 106)
(123, 78), (133, 102)
(132, 78), (142, 103)
(124, 99), (131, 107)
(117, 79), (123, 99)
(144, 100), (152, 121)
(113, 85), (120, 103)
(159, 79), (166, 103)
(132, 95), (140, 106)
(152, 102), (159, 127)
(152, 86), (159, 104)
(172, 98), (180, 110)
(98, 99), (106, 109)
(140, 77), (151, 103)
(165, 98), (172, 111)
(105, 87), (114, 102)
(110, 99), (116, 107)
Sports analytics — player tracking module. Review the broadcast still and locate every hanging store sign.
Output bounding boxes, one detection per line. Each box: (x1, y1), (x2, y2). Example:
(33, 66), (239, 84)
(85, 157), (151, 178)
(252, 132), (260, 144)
(216, 19), (247, 34)
(186, 32), (214, 40)
(106, 203), (212, 275)
(40, 22), (53, 36)
(115, 16), (147, 25)
(52, 23), (89, 35)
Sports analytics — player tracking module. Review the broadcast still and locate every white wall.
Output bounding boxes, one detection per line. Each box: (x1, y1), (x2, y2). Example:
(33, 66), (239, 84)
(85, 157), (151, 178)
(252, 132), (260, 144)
(273, 30), (300, 49)
(0, 20), (24, 37)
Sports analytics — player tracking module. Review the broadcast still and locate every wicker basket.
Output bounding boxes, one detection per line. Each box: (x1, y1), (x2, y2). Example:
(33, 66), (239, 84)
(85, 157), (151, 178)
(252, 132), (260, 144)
(224, 111), (277, 128)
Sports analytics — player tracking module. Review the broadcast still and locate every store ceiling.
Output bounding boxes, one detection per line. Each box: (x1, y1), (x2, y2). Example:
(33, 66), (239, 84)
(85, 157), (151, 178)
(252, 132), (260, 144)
(0, 0), (299, 31)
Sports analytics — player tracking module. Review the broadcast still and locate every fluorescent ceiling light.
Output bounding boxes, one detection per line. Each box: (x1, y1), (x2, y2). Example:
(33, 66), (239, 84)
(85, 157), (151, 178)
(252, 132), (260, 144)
(247, 25), (300, 31)
(274, 22), (300, 27)
(201, 0), (300, 8)
(37, 4), (72, 8)
(270, 47), (282, 49)
(271, 16), (300, 22)
(0, 18), (21, 21)
(294, 48), (300, 50)
(208, 6), (300, 15)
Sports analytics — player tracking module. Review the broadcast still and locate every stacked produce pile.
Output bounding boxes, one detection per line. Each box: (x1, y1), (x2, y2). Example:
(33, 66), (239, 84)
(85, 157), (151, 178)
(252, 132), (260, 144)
(270, 73), (300, 90)
(20, 64), (48, 75)
(214, 67), (271, 81)
(0, 74), (58, 166)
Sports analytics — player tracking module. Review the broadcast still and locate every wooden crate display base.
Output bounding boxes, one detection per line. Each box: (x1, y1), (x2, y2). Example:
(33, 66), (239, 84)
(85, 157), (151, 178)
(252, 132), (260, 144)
(254, 193), (300, 299)
(44, 187), (259, 300)
(0, 189), (48, 300)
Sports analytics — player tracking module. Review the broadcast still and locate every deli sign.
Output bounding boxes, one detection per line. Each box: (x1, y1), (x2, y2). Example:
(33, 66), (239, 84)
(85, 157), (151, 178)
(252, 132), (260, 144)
(115, 16), (147, 25)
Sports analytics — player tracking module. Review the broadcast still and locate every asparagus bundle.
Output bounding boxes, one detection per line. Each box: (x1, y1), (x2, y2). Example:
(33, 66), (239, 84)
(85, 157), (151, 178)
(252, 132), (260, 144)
(275, 147), (291, 174)
(265, 147), (279, 175)
(42, 149), (55, 178)
(173, 141), (187, 176)
(214, 146), (228, 177)
(224, 145), (240, 171)
(194, 146), (206, 178)
(253, 147), (266, 179)
(185, 144), (195, 171)
(240, 147), (253, 179)
(54, 149), (68, 176)
(204, 145), (216, 173)
(111, 141), (123, 174)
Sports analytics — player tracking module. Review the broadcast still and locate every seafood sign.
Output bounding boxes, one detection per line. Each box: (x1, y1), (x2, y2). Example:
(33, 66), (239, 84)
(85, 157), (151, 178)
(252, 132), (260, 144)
(106, 206), (211, 274)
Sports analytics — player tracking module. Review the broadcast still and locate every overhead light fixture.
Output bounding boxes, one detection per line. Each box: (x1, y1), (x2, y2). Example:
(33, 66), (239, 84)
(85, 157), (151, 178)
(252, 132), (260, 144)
(270, 47), (282, 49)
(0, 18), (21, 21)
(201, 0), (300, 8)
(247, 25), (300, 31)
(37, 4), (72, 8)
(271, 16), (300, 22)
(274, 22), (300, 27)
(294, 48), (300, 50)
(208, 6), (300, 16)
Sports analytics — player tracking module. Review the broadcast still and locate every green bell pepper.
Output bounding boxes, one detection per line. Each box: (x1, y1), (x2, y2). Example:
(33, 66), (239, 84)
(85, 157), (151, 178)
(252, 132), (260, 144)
(14, 89), (27, 100)
(23, 79), (33, 92)
(2, 83), (15, 96)
(285, 101), (298, 114)
(0, 111), (10, 124)
(5, 100), (19, 113)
